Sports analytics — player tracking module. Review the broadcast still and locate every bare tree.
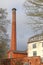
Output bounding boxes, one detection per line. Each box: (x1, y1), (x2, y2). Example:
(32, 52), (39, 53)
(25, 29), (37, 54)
(0, 8), (10, 59)
(24, 0), (43, 34)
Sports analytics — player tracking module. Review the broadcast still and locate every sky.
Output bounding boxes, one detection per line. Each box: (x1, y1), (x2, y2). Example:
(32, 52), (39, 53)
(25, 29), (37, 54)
(0, 0), (34, 50)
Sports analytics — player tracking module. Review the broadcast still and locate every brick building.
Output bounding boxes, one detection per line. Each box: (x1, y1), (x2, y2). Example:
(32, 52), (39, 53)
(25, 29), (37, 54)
(8, 8), (27, 59)
(8, 8), (43, 65)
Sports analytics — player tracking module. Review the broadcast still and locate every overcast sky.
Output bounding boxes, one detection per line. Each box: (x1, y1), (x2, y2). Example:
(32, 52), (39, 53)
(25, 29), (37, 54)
(0, 0), (34, 50)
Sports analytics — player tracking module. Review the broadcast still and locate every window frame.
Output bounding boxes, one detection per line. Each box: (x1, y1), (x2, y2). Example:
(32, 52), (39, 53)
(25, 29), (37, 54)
(33, 43), (36, 48)
(42, 42), (43, 47)
(33, 51), (37, 56)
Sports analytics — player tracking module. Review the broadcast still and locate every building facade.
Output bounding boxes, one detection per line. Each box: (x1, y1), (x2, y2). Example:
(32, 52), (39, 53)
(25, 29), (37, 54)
(7, 8), (43, 65)
(28, 33), (43, 61)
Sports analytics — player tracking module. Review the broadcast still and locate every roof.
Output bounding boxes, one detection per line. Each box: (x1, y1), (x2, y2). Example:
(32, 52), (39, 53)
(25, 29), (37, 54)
(28, 33), (43, 43)
(13, 50), (27, 54)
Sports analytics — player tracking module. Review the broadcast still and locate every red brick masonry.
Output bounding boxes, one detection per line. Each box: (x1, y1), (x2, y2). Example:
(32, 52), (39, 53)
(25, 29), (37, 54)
(8, 8), (27, 59)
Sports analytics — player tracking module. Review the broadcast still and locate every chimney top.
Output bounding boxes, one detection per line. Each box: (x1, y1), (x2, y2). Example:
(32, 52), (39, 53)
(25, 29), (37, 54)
(12, 8), (16, 11)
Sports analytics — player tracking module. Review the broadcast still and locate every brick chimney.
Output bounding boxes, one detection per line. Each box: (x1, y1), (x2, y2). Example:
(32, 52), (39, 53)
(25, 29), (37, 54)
(11, 8), (16, 51)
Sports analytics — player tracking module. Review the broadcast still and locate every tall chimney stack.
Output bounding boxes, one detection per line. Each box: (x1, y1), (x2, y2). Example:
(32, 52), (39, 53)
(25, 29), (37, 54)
(11, 8), (16, 51)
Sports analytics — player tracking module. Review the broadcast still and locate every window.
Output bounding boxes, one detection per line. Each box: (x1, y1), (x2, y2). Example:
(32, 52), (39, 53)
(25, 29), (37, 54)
(41, 57), (43, 62)
(42, 42), (43, 47)
(33, 44), (36, 48)
(9, 53), (12, 58)
(42, 50), (43, 56)
(23, 62), (29, 65)
(33, 51), (37, 56)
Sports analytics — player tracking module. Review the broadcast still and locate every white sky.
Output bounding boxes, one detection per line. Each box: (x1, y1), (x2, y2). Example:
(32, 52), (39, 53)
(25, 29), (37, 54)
(0, 0), (34, 50)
